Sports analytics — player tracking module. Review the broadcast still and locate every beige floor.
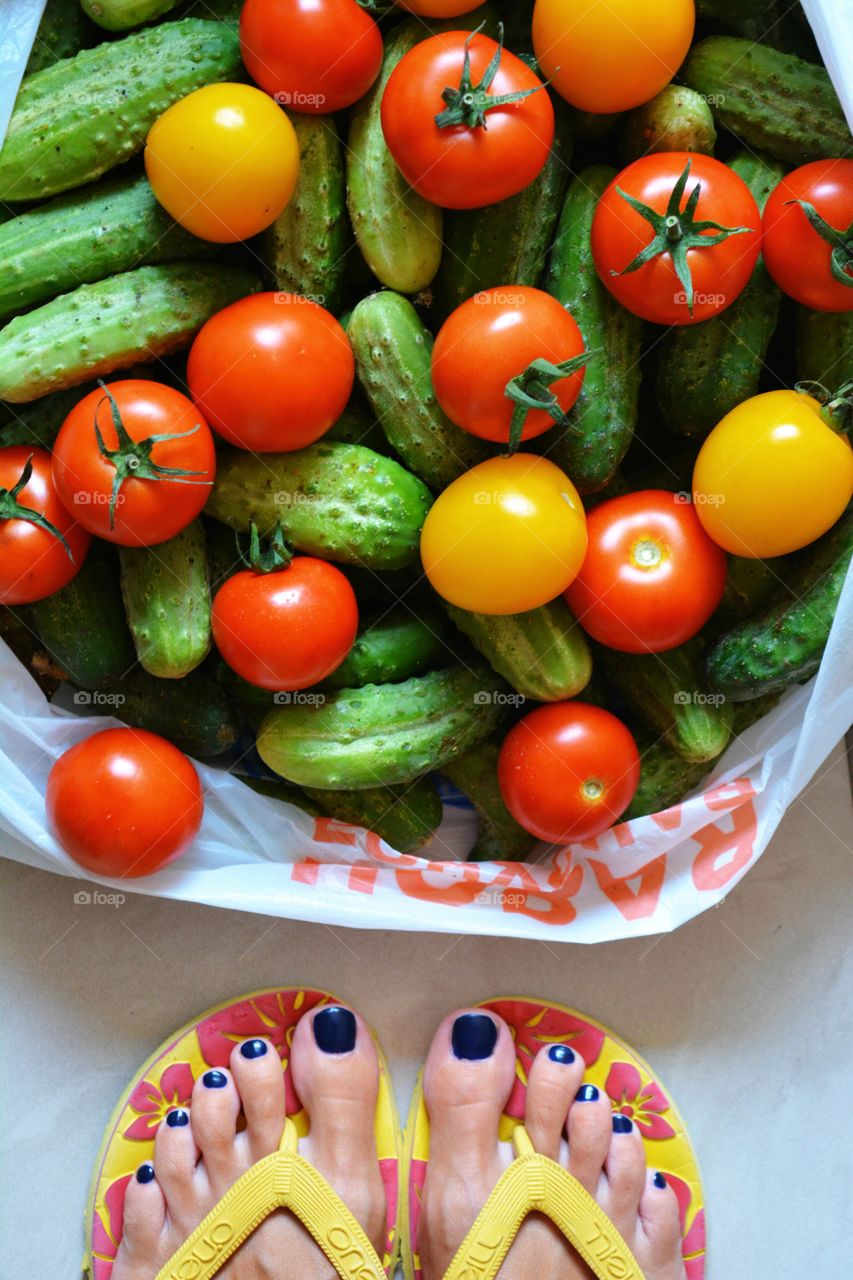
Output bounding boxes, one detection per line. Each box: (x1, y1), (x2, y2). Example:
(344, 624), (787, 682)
(0, 743), (851, 1279)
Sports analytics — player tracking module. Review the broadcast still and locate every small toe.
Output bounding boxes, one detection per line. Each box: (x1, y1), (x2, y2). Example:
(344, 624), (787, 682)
(639, 1169), (685, 1265)
(188, 1068), (241, 1189)
(230, 1038), (286, 1161)
(118, 1163), (167, 1263)
(153, 1107), (199, 1206)
(603, 1114), (647, 1226)
(566, 1081), (612, 1194)
(524, 1044), (585, 1160)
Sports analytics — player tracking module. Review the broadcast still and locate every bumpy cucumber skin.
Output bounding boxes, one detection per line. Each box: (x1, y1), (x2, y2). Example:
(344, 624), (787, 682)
(25, 0), (99, 74)
(0, 263), (259, 403)
(0, 175), (213, 322)
(82, 0), (179, 31)
(304, 777), (443, 853)
(323, 607), (445, 690)
(683, 37), (851, 165)
(348, 291), (490, 492)
(0, 20), (243, 202)
(258, 113), (349, 316)
(544, 165), (642, 493)
(441, 740), (538, 863)
(705, 508), (853, 700)
(654, 150), (785, 439)
(445, 599), (592, 703)
(102, 669), (240, 756)
(257, 665), (506, 789)
(796, 309), (853, 387)
(622, 735), (711, 821)
(621, 86), (716, 162)
(119, 520), (211, 680)
(207, 441), (433, 571)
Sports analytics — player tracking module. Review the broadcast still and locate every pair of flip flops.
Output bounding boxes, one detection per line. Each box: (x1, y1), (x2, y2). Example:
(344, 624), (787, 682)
(85, 989), (706, 1280)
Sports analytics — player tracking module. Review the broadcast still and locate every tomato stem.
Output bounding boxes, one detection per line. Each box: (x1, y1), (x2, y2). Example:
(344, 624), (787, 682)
(0, 454), (74, 559)
(435, 23), (546, 130)
(797, 378), (853, 436)
(503, 350), (590, 453)
(787, 198), (853, 289)
(244, 523), (294, 574)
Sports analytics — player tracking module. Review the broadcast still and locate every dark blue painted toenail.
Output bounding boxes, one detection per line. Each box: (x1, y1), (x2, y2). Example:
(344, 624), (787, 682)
(653, 1171), (667, 1190)
(136, 1163), (155, 1184)
(451, 1013), (498, 1060)
(165, 1109), (189, 1128)
(313, 1006), (356, 1054)
(240, 1039), (268, 1060)
(548, 1045), (576, 1065)
(202, 1070), (228, 1089)
(575, 1084), (599, 1102)
(613, 1114), (633, 1134)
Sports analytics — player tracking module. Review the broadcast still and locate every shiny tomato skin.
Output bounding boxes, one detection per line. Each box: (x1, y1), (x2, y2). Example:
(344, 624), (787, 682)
(381, 32), (554, 210)
(187, 293), (354, 452)
(0, 446), (91, 605)
(565, 490), (727, 653)
(212, 557), (358, 691)
(46, 727), (203, 878)
(431, 287), (585, 444)
(240, 0), (383, 114)
(591, 153), (762, 325)
(498, 702), (641, 843)
(762, 159), (853, 312)
(52, 381), (215, 547)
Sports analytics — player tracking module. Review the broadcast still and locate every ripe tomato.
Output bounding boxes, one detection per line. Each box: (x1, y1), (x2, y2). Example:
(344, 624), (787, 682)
(397, 0), (483, 13)
(565, 490), (727, 653)
(532, 0), (694, 113)
(431, 287), (586, 447)
(145, 83), (299, 242)
(381, 31), (554, 210)
(52, 381), (215, 547)
(421, 455), (587, 614)
(762, 159), (853, 313)
(692, 390), (853, 558)
(498, 702), (641, 843)
(240, 0), (382, 115)
(212, 556), (358, 690)
(46, 727), (203, 878)
(0, 447), (90, 605)
(187, 293), (354, 452)
(591, 153), (761, 325)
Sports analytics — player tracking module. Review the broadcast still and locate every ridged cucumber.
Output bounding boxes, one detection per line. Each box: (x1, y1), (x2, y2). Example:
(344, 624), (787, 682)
(621, 86), (716, 162)
(0, 263), (259, 403)
(796, 309), (853, 387)
(0, 365), (165, 451)
(119, 519), (211, 679)
(622, 735), (711, 821)
(324, 606), (445, 690)
(100, 669), (241, 756)
(441, 739), (538, 862)
(304, 777), (443, 853)
(25, 0), (99, 75)
(82, 0), (180, 31)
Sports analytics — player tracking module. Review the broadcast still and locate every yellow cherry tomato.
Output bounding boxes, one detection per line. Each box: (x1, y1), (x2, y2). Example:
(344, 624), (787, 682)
(145, 83), (299, 243)
(692, 389), (853, 558)
(421, 454), (588, 614)
(397, 0), (482, 12)
(532, 0), (695, 113)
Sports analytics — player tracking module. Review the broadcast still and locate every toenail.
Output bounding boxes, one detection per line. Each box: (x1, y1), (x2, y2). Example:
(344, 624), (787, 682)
(548, 1045), (576, 1065)
(612, 1113), (633, 1134)
(240, 1039), (268, 1060)
(313, 1006), (357, 1054)
(575, 1084), (599, 1102)
(653, 1171), (667, 1190)
(136, 1163), (156, 1184)
(165, 1109), (190, 1128)
(451, 1013), (498, 1060)
(202, 1070), (228, 1089)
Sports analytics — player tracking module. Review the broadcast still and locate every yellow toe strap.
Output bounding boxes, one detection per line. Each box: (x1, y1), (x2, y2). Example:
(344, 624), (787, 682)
(154, 1117), (386, 1280)
(442, 1126), (646, 1280)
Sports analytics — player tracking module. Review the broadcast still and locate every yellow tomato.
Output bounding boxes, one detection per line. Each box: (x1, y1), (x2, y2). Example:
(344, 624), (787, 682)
(145, 84), (299, 243)
(420, 454), (588, 614)
(692, 389), (853, 558)
(532, 0), (695, 113)
(397, 0), (482, 12)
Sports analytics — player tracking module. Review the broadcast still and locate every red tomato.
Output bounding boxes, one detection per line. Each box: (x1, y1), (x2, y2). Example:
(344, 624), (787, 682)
(498, 702), (640, 843)
(0, 447), (90, 605)
(431, 287), (586, 445)
(565, 490), (727, 653)
(212, 556), (358, 690)
(381, 31), (554, 209)
(187, 293), (354, 452)
(46, 727), (203, 878)
(762, 159), (853, 313)
(591, 153), (761, 324)
(52, 381), (215, 547)
(240, 0), (382, 114)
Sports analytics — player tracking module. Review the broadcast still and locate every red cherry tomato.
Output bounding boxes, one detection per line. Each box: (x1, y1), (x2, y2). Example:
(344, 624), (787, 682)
(565, 490), (727, 653)
(212, 556), (358, 690)
(0, 447), (90, 605)
(240, 0), (383, 114)
(498, 702), (641, 843)
(187, 293), (354, 452)
(46, 727), (203, 878)
(762, 159), (853, 313)
(431, 287), (586, 445)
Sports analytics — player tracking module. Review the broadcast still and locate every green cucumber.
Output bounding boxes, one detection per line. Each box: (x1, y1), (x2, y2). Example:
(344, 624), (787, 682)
(0, 263), (259, 403)
(0, 365), (162, 450)
(441, 739), (538, 863)
(257, 664), (506, 789)
(796, 309), (853, 387)
(25, 0), (99, 75)
(621, 86), (716, 162)
(207, 442), (432, 570)
(0, 19), (243, 202)
(324, 607), (446, 690)
(544, 165), (643, 493)
(731, 690), (784, 736)
(444, 598), (592, 703)
(682, 37), (851, 165)
(348, 291), (490, 491)
(654, 150), (786, 438)
(303, 777), (443, 853)
(240, 775), (323, 817)
(119, 520), (211, 679)
(0, 175), (214, 323)
(257, 113), (349, 316)
(715, 553), (791, 630)
(82, 0), (180, 31)
(622, 735), (711, 821)
(704, 507), (853, 700)
(696, 0), (775, 20)
(98, 669), (241, 756)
